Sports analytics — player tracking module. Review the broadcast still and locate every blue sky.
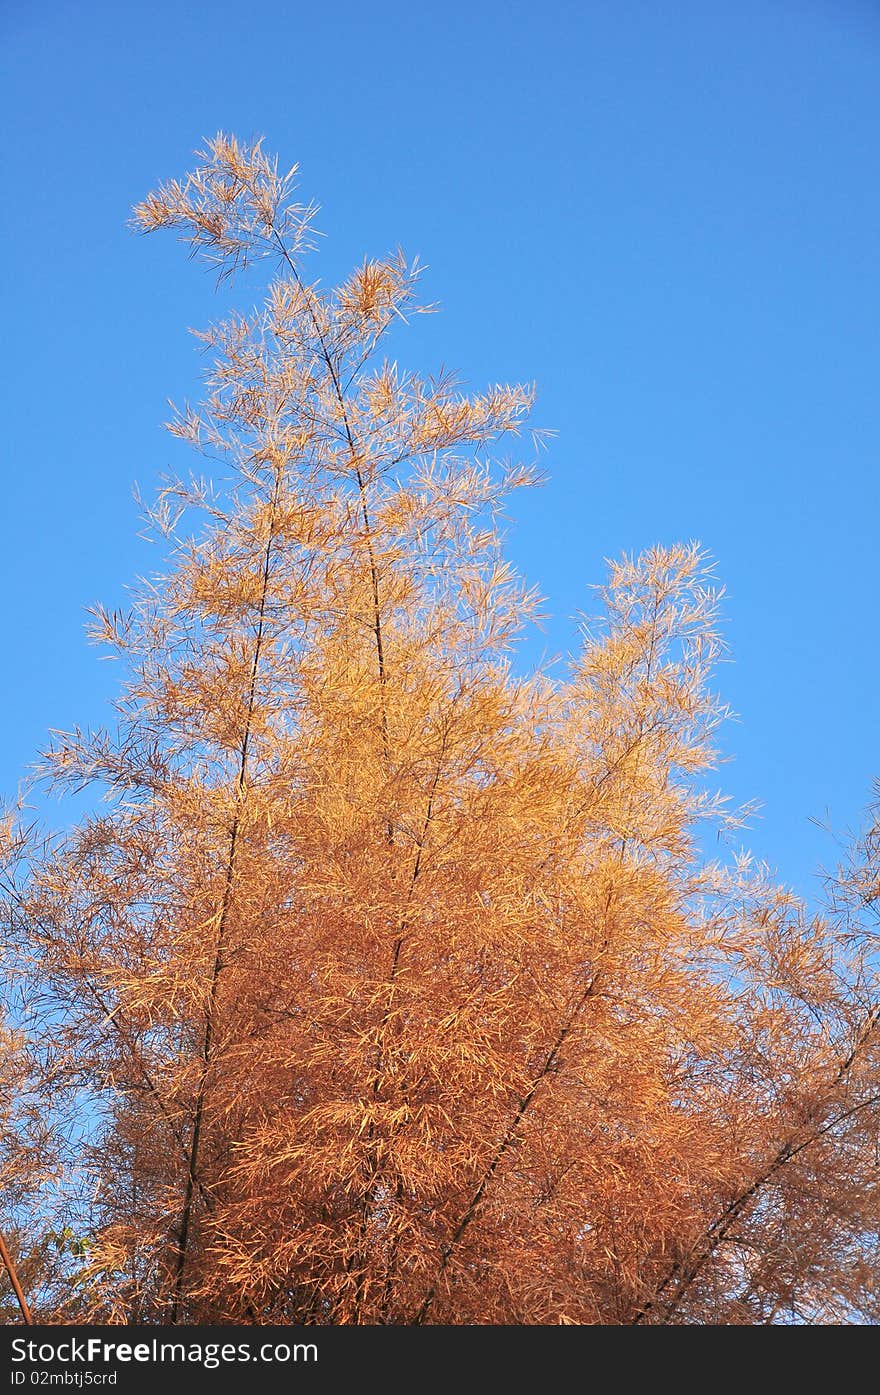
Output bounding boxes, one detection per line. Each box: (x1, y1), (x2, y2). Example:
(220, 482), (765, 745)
(1, 0), (878, 898)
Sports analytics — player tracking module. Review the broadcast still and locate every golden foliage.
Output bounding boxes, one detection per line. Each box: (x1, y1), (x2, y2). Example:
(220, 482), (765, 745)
(3, 136), (880, 1325)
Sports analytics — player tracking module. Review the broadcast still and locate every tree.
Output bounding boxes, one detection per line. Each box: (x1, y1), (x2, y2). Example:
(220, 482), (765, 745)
(3, 135), (879, 1324)
(0, 937), (74, 1326)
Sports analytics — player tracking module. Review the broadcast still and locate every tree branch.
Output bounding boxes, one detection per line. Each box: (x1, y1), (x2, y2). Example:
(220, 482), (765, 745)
(414, 970), (602, 1324)
(631, 1004), (880, 1324)
(0, 1228), (32, 1324)
(170, 471), (281, 1322)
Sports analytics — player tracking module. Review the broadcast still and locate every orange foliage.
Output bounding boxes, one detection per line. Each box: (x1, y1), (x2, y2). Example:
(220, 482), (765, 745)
(2, 136), (879, 1324)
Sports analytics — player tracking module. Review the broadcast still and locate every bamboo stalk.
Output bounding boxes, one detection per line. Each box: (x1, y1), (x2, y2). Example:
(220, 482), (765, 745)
(170, 474), (282, 1323)
(632, 1005), (880, 1324)
(415, 971), (602, 1325)
(0, 1229), (32, 1324)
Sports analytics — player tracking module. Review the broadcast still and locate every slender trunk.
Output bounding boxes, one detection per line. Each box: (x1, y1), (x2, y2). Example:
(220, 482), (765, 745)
(348, 758), (445, 1321)
(269, 226), (391, 775)
(631, 1005), (880, 1324)
(414, 971), (602, 1325)
(270, 219), (405, 1321)
(0, 1229), (32, 1324)
(170, 477), (281, 1323)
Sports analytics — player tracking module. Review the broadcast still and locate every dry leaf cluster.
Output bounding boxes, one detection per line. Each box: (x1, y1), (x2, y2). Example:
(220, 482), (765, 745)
(2, 137), (879, 1325)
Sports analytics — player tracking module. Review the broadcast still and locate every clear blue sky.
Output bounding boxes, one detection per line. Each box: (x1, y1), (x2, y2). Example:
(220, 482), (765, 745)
(2, 0), (878, 898)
